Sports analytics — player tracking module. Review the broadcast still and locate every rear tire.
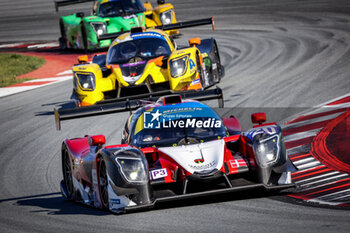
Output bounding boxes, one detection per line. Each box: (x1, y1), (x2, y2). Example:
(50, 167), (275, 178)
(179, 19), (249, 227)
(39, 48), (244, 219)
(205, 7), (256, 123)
(81, 23), (89, 52)
(209, 41), (222, 83)
(59, 20), (68, 50)
(197, 55), (208, 89)
(62, 146), (74, 199)
(98, 158), (109, 209)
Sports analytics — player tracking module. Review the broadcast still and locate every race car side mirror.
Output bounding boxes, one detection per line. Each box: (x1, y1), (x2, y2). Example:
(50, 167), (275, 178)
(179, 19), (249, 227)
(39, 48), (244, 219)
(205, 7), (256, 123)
(88, 135), (106, 146)
(222, 115), (242, 135)
(78, 55), (88, 64)
(157, 0), (165, 5)
(189, 38), (201, 47)
(154, 56), (164, 67)
(251, 112), (266, 124)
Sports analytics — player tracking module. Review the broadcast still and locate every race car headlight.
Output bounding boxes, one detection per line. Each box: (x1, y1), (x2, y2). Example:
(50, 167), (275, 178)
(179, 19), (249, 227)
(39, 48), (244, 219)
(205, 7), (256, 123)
(170, 55), (189, 78)
(76, 73), (95, 91)
(160, 10), (173, 25)
(253, 134), (280, 168)
(115, 157), (148, 184)
(90, 22), (107, 36)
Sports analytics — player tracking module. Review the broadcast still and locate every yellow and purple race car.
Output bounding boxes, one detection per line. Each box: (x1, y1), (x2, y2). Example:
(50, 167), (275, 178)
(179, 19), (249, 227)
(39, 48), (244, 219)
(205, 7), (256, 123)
(71, 17), (224, 106)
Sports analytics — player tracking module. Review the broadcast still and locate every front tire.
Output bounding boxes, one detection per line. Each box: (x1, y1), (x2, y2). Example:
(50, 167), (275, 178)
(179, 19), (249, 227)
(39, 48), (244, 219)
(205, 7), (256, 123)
(197, 55), (209, 89)
(98, 158), (109, 209)
(209, 41), (222, 83)
(81, 23), (89, 52)
(62, 146), (74, 199)
(59, 19), (68, 50)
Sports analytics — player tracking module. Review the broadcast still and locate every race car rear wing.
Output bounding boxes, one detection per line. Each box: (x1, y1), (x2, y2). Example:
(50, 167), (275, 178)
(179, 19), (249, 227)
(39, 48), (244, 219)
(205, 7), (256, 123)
(54, 87), (224, 130)
(98, 17), (215, 41)
(55, 0), (94, 12)
(155, 17), (215, 31)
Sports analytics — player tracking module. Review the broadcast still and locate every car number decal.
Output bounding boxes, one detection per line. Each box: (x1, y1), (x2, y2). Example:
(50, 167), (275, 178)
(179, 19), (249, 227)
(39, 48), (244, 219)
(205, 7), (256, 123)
(189, 59), (196, 70)
(150, 168), (168, 180)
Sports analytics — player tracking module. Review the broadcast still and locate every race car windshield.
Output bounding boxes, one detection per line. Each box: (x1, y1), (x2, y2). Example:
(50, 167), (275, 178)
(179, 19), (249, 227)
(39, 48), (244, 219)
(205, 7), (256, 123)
(98, 0), (145, 17)
(108, 38), (171, 64)
(132, 117), (227, 148)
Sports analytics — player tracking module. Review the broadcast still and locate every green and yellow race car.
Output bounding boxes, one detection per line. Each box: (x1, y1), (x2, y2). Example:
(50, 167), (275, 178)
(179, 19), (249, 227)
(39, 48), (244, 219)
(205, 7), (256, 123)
(71, 18), (223, 106)
(55, 0), (179, 51)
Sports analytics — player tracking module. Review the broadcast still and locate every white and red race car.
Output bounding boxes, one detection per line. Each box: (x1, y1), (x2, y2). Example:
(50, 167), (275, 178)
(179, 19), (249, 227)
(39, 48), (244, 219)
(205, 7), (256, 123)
(54, 88), (295, 213)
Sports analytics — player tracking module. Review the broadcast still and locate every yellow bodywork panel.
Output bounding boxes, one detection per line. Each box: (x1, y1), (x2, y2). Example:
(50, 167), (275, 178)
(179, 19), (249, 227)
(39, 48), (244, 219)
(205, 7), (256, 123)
(143, 2), (179, 36)
(113, 58), (169, 87)
(145, 17), (157, 28)
(73, 63), (116, 106)
(168, 47), (202, 91)
(143, 1), (153, 12)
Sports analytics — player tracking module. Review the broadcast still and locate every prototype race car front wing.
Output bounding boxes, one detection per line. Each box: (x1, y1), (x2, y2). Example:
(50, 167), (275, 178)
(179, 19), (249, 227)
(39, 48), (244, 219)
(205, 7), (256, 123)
(123, 183), (296, 213)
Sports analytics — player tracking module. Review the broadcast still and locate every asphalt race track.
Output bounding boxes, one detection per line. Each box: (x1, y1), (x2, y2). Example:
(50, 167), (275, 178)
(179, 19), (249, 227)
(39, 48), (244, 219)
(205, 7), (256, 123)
(1, 0), (350, 232)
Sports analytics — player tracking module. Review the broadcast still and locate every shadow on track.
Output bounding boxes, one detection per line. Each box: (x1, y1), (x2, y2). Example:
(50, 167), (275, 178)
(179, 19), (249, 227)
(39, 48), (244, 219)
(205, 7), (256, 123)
(0, 192), (108, 216)
(2, 189), (293, 216)
(35, 100), (76, 116)
(128, 188), (292, 215)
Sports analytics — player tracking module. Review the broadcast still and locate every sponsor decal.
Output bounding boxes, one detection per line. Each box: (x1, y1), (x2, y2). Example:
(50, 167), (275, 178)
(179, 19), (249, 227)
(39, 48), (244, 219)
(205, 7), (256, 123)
(191, 78), (200, 85)
(194, 158), (204, 164)
(121, 60), (146, 67)
(158, 4), (172, 9)
(110, 198), (121, 205)
(189, 160), (216, 170)
(143, 110), (161, 129)
(175, 51), (186, 55)
(123, 14), (136, 19)
(123, 74), (141, 83)
(150, 168), (168, 180)
(162, 118), (221, 128)
(194, 150), (205, 164)
(131, 32), (162, 39)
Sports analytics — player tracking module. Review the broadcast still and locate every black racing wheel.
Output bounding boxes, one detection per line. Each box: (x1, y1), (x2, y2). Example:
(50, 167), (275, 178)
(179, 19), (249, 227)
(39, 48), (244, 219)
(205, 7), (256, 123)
(209, 41), (222, 83)
(59, 19), (68, 49)
(62, 146), (74, 199)
(81, 22), (89, 52)
(197, 55), (208, 89)
(98, 158), (109, 209)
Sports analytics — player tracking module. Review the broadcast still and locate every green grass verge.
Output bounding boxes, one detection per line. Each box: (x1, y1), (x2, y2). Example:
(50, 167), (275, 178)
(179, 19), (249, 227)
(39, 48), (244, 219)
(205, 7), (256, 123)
(0, 53), (45, 87)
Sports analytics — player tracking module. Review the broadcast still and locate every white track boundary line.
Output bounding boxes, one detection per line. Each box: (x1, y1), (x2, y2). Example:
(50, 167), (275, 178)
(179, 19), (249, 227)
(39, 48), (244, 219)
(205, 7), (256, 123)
(0, 76), (72, 98)
(281, 92), (350, 125)
(57, 70), (73, 76)
(284, 128), (321, 142)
